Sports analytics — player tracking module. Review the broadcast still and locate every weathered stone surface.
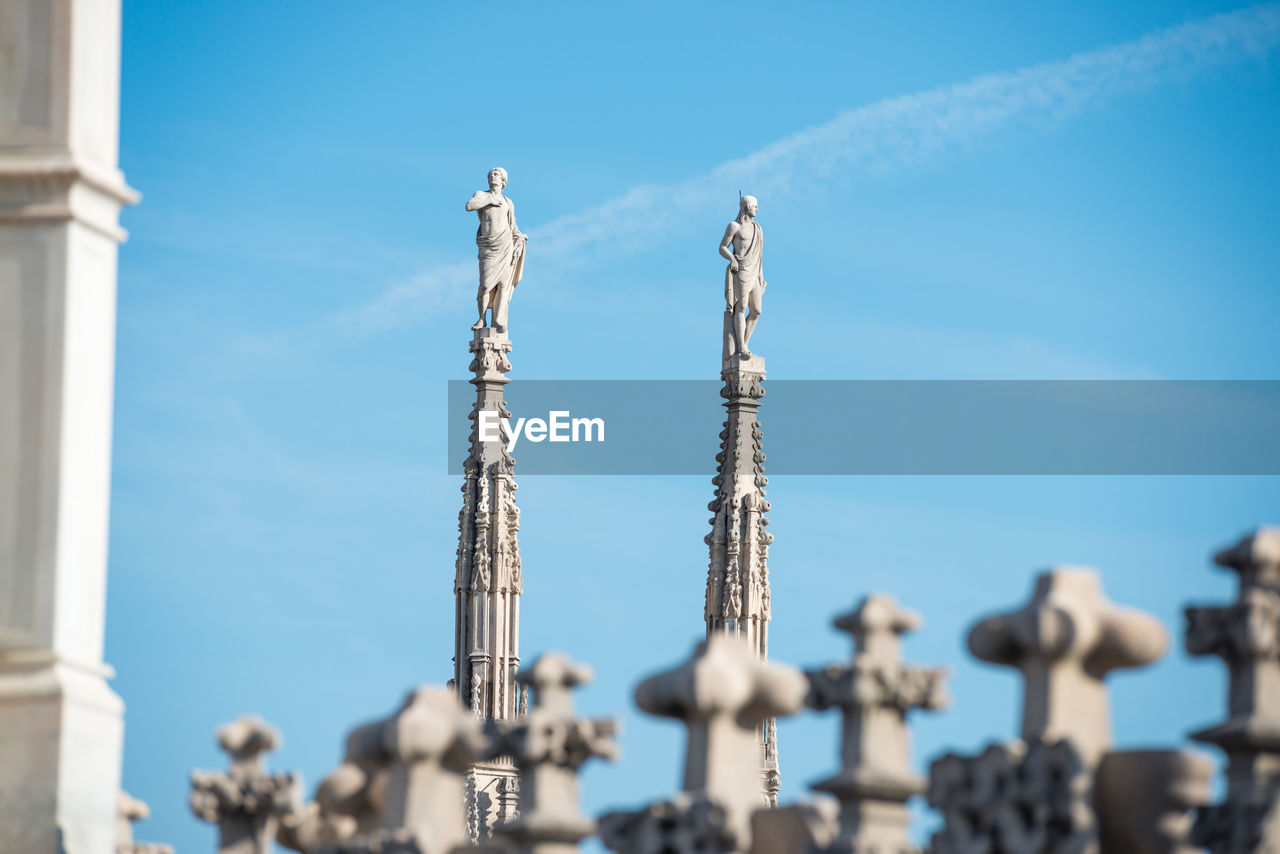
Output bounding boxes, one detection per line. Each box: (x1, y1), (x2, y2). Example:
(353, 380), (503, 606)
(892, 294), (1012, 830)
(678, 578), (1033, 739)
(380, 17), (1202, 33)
(1094, 749), (1212, 854)
(748, 799), (840, 854)
(806, 594), (947, 853)
(276, 802), (358, 853)
(600, 793), (738, 854)
(929, 739), (1096, 854)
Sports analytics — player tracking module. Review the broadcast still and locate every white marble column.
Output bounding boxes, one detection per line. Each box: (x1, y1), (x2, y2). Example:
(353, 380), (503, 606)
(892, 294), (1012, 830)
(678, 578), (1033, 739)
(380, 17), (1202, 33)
(0, 1), (137, 852)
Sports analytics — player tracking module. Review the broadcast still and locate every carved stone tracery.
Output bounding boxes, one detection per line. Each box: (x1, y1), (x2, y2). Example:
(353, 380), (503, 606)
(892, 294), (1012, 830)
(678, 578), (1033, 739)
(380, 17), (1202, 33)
(454, 327), (525, 841)
(704, 353), (777, 805)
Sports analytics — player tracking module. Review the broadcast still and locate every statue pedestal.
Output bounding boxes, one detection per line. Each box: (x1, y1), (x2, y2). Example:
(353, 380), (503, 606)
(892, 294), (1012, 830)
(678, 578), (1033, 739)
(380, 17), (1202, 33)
(721, 312), (765, 374)
(723, 351), (766, 375)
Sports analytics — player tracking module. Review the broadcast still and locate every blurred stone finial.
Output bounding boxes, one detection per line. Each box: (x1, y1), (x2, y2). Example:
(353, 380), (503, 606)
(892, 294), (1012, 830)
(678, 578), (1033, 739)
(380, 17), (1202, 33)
(968, 567), (1166, 768)
(599, 635), (807, 853)
(304, 686), (490, 854)
(804, 594), (947, 853)
(190, 715), (299, 854)
(490, 653), (620, 853)
(1186, 526), (1280, 853)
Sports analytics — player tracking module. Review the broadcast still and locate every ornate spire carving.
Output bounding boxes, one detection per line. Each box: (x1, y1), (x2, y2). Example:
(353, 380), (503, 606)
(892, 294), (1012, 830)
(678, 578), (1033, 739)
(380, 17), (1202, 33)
(454, 325), (525, 840)
(704, 347), (775, 802)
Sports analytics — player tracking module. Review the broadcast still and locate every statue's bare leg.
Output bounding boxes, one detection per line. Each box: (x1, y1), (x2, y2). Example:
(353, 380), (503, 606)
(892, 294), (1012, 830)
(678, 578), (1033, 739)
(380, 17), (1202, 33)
(744, 285), (763, 344)
(473, 288), (490, 330)
(493, 281), (511, 334)
(734, 299), (751, 358)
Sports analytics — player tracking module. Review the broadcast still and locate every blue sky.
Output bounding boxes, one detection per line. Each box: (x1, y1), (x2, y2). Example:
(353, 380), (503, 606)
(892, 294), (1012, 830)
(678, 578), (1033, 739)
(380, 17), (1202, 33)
(109, 2), (1279, 850)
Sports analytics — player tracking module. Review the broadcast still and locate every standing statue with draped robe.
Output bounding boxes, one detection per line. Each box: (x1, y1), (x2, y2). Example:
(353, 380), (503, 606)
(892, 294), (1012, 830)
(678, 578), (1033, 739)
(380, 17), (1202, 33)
(467, 167), (527, 333)
(719, 194), (766, 359)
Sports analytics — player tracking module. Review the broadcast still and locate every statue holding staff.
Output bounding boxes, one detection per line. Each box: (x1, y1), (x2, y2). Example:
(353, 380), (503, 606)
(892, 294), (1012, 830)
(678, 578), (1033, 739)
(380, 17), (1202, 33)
(719, 194), (766, 358)
(467, 167), (527, 333)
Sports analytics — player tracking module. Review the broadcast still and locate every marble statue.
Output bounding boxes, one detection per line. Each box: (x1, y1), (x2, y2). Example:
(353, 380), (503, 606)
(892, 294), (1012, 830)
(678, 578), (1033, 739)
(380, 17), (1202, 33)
(467, 167), (527, 333)
(720, 194), (766, 359)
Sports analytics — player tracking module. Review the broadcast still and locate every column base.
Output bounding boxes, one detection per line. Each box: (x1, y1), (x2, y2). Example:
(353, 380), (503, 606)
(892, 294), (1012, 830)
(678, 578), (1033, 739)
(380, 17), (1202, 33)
(0, 653), (124, 854)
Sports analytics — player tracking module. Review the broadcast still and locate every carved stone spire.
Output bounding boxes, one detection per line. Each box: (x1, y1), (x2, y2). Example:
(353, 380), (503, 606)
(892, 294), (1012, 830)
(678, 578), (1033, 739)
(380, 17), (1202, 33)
(704, 347), (775, 803)
(806, 595), (948, 853)
(1186, 525), (1280, 852)
(704, 196), (776, 805)
(454, 326), (526, 839)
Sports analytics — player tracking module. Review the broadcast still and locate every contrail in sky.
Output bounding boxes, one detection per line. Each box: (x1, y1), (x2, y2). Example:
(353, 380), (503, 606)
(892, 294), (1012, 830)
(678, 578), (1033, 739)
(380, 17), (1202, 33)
(334, 4), (1280, 332)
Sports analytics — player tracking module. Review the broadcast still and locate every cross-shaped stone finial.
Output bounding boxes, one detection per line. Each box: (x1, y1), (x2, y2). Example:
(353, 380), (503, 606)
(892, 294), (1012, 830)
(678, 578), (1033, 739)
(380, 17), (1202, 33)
(967, 567), (1167, 768)
(805, 594), (947, 854)
(1185, 526), (1280, 853)
(600, 635), (807, 851)
(190, 715), (299, 854)
(489, 653), (620, 853)
(300, 686), (491, 854)
(371, 685), (490, 854)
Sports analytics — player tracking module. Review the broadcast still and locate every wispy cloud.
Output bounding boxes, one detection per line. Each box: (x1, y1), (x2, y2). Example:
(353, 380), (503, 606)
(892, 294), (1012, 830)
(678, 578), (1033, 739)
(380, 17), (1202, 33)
(333, 4), (1280, 332)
